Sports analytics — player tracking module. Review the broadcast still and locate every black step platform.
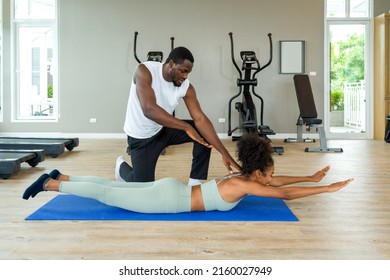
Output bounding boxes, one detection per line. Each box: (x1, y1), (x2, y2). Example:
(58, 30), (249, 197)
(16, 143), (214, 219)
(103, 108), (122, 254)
(0, 149), (45, 179)
(0, 137), (79, 158)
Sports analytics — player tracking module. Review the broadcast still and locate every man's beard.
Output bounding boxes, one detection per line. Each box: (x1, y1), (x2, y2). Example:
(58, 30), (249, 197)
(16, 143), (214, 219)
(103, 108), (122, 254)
(170, 69), (181, 87)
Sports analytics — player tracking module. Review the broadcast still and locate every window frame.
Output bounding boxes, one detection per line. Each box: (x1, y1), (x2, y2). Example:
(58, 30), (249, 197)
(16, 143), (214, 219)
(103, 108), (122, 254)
(0, 0), (3, 122)
(326, 0), (372, 19)
(11, 0), (58, 122)
(324, 0), (373, 139)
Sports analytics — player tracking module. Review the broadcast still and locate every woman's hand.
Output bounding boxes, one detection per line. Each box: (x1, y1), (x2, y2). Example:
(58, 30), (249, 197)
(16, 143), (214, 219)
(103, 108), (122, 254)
(328, 178), (354, 192)
(309, 165), (330, 182)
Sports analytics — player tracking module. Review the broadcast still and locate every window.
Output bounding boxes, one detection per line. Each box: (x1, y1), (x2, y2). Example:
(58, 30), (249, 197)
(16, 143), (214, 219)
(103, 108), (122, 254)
(350, 0), (370, 17)
(12, 0), (57, 121)
(327, 0), (371, 18)
(0, 1), (3, 122)
(325, 0), (372, 139)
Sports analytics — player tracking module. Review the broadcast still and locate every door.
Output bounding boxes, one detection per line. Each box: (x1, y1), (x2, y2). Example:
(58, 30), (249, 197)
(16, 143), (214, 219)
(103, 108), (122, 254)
(325, 22), (371, 139)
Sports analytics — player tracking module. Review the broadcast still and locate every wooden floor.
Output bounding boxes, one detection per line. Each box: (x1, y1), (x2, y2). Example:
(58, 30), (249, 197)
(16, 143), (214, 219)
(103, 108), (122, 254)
(0, 137), (389, 260)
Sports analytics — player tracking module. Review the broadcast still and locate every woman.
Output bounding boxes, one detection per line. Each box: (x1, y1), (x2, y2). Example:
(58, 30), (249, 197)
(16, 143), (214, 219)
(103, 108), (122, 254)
(22, 134), (353, 213)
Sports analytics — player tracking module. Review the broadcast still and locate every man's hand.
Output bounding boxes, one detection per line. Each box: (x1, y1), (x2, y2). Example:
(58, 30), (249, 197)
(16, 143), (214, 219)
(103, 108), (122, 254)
(222, 154), (241, 174)
(185, 126), (213, 148)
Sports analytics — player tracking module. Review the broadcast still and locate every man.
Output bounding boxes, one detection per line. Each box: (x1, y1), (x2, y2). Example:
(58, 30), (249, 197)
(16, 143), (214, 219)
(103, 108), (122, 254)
(116, 46), (240, 185)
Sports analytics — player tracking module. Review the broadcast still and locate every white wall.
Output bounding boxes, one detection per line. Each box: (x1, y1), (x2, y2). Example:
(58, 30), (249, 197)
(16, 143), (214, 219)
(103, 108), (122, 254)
(1, 0), (389, 135)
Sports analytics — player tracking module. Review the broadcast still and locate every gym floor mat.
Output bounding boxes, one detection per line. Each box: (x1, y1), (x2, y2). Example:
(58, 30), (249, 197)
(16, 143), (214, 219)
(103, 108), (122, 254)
(25, 194), (298, 222)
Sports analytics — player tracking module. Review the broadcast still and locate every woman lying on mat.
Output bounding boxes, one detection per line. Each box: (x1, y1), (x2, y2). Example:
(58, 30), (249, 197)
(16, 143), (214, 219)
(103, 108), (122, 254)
(22, 134), (353, 213)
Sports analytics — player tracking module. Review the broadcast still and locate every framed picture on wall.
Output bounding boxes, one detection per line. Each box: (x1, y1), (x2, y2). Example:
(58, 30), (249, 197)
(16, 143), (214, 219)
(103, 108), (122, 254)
(279, 40), (305, 74)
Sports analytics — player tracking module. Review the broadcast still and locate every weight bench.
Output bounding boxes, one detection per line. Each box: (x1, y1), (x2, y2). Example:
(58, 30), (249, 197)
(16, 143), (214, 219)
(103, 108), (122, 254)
(0, 149), (45, 179)
(284, 74), (343, 153)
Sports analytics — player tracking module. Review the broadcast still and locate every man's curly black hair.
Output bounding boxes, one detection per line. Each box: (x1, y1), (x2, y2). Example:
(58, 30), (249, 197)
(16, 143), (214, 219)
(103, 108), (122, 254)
(236, 134), (274, 176)
(165, 46), (194, 64)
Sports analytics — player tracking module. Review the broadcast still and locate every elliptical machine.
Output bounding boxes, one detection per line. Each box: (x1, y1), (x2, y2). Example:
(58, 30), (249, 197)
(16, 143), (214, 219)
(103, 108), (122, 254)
(227, 32), (284, 155)
(133, 31), (175, 155)
(133, 31), (174, 63)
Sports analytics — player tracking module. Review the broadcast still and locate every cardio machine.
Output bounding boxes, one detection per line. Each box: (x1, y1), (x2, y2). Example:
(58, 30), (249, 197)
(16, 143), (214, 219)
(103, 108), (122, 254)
(227, 32), (284, 155)
(133, 31), (174, 63)
(133, 31), (175, 155)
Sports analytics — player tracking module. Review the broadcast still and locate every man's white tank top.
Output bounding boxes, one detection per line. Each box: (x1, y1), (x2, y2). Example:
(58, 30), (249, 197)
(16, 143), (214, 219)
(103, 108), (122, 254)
(123, 61), (190, 139)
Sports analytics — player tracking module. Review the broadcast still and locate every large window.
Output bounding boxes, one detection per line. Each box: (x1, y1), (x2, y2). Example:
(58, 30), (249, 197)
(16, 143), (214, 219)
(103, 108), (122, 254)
(0, 0), (3, 122)
(325, 0), (372, 139)
(12, 0), (57, 121)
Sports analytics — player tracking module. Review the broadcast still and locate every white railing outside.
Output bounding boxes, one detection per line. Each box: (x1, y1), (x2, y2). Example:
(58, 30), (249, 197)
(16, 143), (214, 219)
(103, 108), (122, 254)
(344, 81), (365, 131)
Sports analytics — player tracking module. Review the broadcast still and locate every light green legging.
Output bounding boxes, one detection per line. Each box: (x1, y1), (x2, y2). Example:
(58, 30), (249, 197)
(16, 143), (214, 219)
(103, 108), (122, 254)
(59, 176), (192, 213)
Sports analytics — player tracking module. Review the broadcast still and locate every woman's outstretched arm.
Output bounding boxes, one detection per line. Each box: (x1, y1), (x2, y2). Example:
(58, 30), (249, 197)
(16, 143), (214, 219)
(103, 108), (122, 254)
(268, 165), (330, 187)
(245, 178), (353, 200)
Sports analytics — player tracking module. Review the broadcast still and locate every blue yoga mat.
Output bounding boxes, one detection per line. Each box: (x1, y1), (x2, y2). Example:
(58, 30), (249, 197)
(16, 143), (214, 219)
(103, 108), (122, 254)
(25, 194), (298, 222)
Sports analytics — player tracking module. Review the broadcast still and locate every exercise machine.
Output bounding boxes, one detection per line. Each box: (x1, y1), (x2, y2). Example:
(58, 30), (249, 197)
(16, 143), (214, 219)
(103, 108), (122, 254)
(284, 74), (343, 153)
(133, 31), (174, 63)
(133, 31), (175, 155)
(0, 137), (79, 158)
(227, 32), (284, 155)
(0, 149), (45, 179)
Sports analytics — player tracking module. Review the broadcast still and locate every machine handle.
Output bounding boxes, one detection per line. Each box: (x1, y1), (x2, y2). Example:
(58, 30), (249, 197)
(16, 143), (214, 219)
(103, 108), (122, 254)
(229, 32), (242, 80)
(256, 33), (273, 75)
(133, 31), (141, 64)
(170, 37), (175, 51)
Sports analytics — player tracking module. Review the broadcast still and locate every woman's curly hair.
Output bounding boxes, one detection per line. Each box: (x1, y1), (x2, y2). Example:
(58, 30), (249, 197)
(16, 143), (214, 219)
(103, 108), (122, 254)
(236, 134), (274, 176)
